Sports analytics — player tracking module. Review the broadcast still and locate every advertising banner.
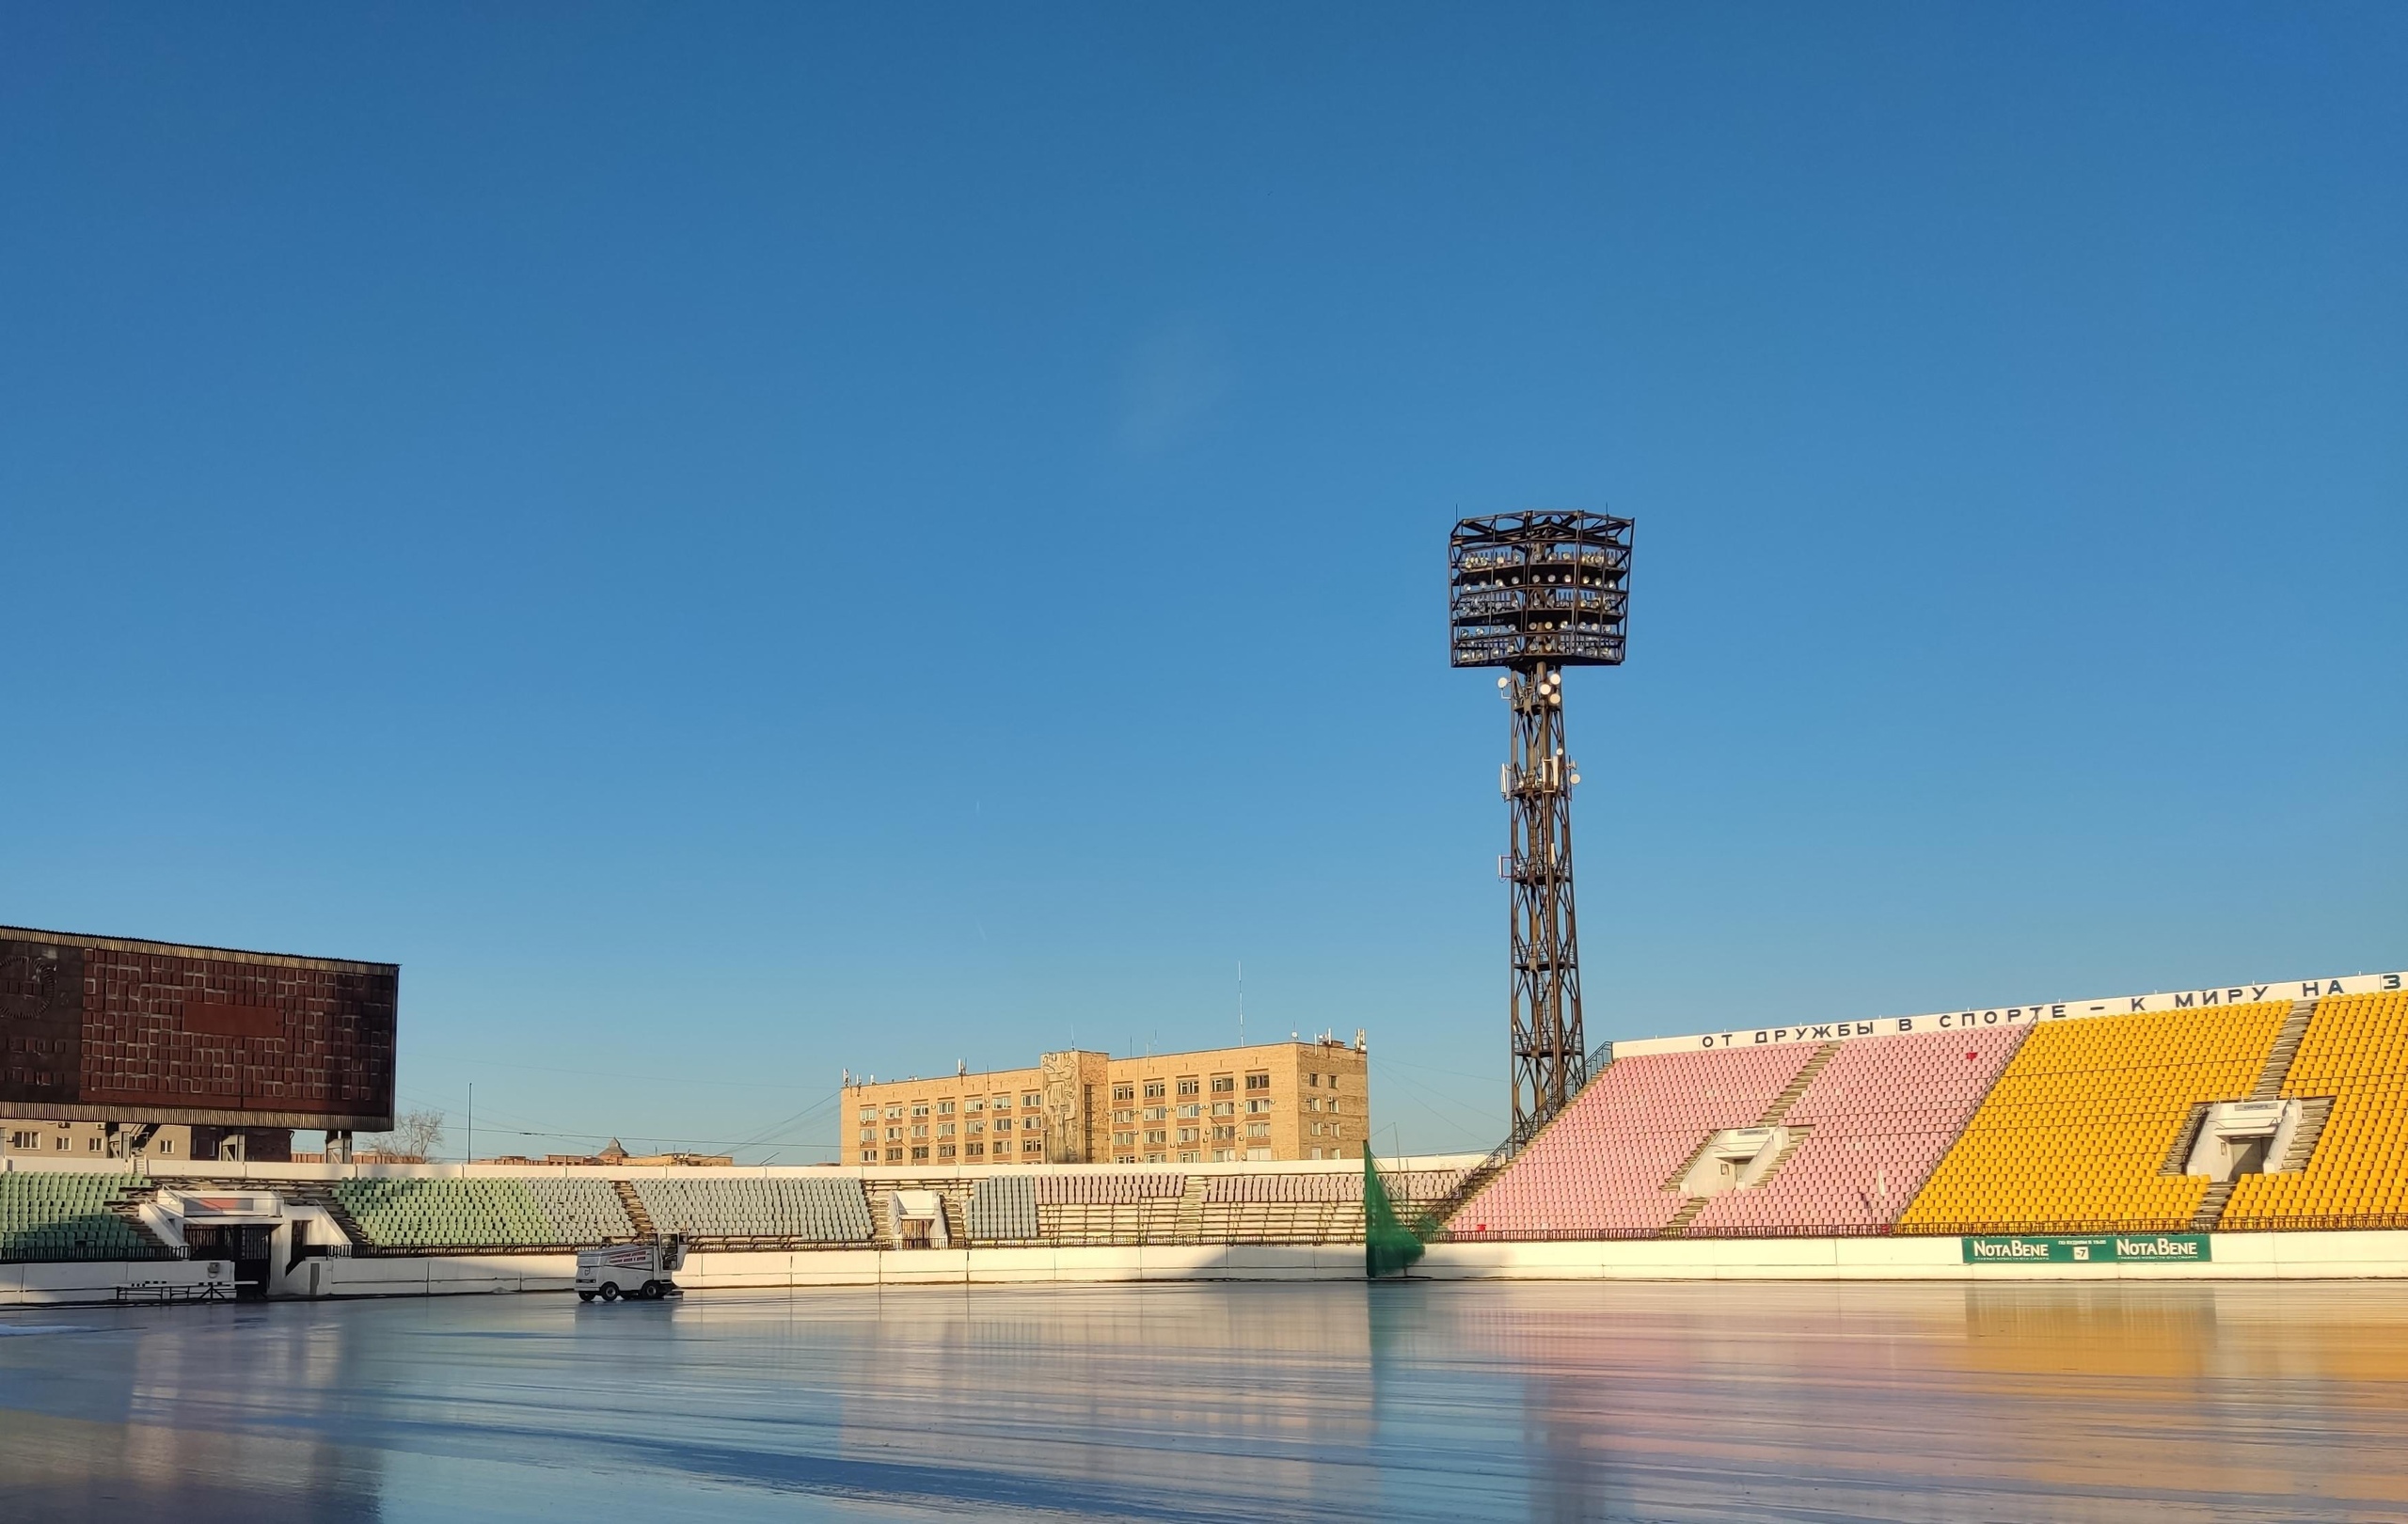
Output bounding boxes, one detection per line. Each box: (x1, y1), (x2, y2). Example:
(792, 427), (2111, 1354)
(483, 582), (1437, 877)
(1961, 1233), (2211, 1264)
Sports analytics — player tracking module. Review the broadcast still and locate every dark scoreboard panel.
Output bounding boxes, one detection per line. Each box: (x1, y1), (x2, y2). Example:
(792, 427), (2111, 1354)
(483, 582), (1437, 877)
(0, 927), (396, 1131)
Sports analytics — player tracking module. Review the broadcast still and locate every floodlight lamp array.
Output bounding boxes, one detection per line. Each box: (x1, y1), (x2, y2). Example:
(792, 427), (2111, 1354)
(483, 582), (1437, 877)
(1448, 511), (1632, 669)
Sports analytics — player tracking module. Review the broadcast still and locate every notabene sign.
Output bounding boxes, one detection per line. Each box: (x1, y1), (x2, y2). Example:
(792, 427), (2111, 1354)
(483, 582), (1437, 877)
(1961, 1234), (2210, 1264)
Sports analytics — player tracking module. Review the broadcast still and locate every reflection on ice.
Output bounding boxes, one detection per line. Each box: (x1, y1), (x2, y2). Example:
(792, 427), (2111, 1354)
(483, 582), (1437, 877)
(3, 1279), (2406, 1522)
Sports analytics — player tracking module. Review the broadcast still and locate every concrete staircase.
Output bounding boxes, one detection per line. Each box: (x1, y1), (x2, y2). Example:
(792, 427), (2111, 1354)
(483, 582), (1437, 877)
(2254, 1000), (2319, 1099)
(1652, 1043), (1837, 1240)
(1173, 1174), (1209, 1243)
(2193, 999), (2325, 1231)
(2190, 1178), (2240, 1231)
(1755, 1042), (1841, 1127)
(610, 1180), (656, 1239)
(2278, 1097), (2335, 1172)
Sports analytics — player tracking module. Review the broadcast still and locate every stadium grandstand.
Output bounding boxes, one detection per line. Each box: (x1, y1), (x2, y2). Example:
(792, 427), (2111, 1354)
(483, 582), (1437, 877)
(5, 969), (2405, 1302)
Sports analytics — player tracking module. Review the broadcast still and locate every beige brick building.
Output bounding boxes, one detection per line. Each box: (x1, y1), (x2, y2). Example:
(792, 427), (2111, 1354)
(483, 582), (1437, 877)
(3, 1119), (198, 1161)
(844, 1035), (1370, 1167)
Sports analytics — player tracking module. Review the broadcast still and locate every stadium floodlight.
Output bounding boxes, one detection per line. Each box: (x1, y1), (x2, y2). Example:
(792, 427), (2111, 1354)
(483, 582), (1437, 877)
(1447, 510), (1632, 1144)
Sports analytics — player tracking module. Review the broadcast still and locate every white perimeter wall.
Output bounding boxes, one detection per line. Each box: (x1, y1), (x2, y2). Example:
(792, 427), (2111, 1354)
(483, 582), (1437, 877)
(16, 1234), (2408, 1305)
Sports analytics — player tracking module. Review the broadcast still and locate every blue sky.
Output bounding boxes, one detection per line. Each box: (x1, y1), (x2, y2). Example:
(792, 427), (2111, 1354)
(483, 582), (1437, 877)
(4, 6), (2401, 1162)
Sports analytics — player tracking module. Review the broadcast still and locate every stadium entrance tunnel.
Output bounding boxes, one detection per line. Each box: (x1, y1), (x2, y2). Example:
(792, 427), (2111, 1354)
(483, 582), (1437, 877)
(1675, 1127), (1802, 1199)
(148, 1187), (352, 1300)
(2175, 1100), (2329, 1183)
(885, 1190), (951, 1250)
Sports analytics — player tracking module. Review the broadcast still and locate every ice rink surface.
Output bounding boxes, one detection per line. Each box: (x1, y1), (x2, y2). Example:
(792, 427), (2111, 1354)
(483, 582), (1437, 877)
(4, 1278), (2406, 1522)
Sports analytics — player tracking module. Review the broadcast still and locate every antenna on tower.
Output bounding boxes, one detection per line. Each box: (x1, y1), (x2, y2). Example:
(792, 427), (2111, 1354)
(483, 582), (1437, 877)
(1238, 960), (1245, 1046)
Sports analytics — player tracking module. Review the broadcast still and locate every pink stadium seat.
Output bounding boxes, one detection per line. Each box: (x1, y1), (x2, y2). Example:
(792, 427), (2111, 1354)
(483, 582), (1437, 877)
(1685, 1026), (2026, 1234)
(1459, 1044), (1816, 1235)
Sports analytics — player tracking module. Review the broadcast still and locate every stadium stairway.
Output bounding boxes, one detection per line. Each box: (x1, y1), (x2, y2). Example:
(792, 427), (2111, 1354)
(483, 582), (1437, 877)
(2190, 999), (2323, 1230)
(1174, 1174), (1209, 1240)
(1757, 1042), (1841, 1126)
(612, 1180), (657, 1237)
(1656, 1041), (1838, 1239)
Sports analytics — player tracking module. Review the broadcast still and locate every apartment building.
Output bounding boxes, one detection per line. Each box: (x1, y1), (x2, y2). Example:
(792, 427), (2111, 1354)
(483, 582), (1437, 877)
(844, 1035), (1370, 1167)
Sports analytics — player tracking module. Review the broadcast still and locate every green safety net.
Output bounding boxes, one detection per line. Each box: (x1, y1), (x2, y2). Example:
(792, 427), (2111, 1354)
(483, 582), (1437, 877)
(1364, 1152), (1426, 1278)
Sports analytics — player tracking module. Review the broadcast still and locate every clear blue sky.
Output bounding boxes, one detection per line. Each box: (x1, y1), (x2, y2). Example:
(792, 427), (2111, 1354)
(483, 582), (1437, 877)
(4, 6), (2401, 1162)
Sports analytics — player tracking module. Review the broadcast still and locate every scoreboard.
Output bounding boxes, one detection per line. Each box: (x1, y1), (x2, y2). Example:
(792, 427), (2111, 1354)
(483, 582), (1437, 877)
(0, 926), (397, 1132)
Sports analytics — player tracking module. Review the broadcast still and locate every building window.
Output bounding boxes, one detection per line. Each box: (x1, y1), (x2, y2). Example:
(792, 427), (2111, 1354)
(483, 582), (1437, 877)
(52, 1135), (67, 1151)
(1213, 1125), (1236, 1142)
(1112, 1084), (1135, 1103)
(1117, 1154), (1138, 1164)
(1308, 1072), (1321, 1088)
(1245, 1072), (1270, 1091)
(885, 1127), (901, 1141)
(886, 1106), (904, 1120)
(994, 1117), (1012, 1132)
(1022, 1139), (1041, 1153)
(1328, 1100), (1342, 1114)
(86, 1136), (102, 1152)
(938, 1123), (955, 1138)
(861, 1150), (878, 1163)
(993, 1095), (1011, 1110)
(1328, 1074), (1341, 1090)
(1146, 1130), (1167, 1145)
(1246, 1147), (1272, 1161)
(1146, 1153), (1165, 1164)
(1177, 1128), (1198, 1144)
(1143, 1082), (1165, 1100)
(859, 1129), (877, 1143)
(1179, 1151), (1199, 1163)
(938, 1144), (956, 1159)
(858, 1107), (877, 1122)
(1212, 1101), (1234, 1118)
(1247, 1122), (1270, 1139)
(1212, 1075), (1234, 1094)
(886, 1148), (904, 1162)
(6, 1131), (32, 1150)
(160, 1137), (175, 1155)
(911, 1104), (930, 1118)
(1247, 1098), (1273, 1115)
(937, 1101), (955, 1115)
(1115, 1131), (1136, 1147)
(967, 1142), (984, 1156)
(911, 1146), (930, 1162)
(1022, 1092), (1040, 1108)
(1177, 1077), (1199, 1097)
(967, 1120), (983, 1135)
(911, 1124), (928, 1139)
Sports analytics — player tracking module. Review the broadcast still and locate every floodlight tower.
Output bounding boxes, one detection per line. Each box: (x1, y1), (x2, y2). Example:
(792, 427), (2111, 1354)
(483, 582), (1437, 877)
(1448, 511), (1632, 1142)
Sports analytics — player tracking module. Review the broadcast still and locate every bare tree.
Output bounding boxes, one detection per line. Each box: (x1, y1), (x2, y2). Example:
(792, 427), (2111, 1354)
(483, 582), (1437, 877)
(366, 1107), (447, 1162)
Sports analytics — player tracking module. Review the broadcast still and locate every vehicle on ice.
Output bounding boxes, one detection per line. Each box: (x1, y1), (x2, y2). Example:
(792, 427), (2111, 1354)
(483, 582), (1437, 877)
(577, 1237), (687, 1302)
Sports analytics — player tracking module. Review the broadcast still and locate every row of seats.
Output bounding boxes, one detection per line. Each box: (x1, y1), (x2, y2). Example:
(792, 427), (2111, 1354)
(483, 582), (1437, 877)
(0, 1172), (170, 1262)
(967, 1176), (1038, 1240)
(632, 1177), (872, 1243)
(1458, 1044), (1814, 1235)
(1034, 1172), (1183, 1204)
(1899, 1004), (2289, 1232)
(1205, 1168), (1470, 1205)
(1688, 1026), (2026, 1234)
(334, 1178), (632, 1250)
(2227, 992), (2408, 1227)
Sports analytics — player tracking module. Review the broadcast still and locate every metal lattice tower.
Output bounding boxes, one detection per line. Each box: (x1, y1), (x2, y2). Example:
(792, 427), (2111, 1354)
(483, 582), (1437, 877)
(1448, 512), (1632, 1141)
